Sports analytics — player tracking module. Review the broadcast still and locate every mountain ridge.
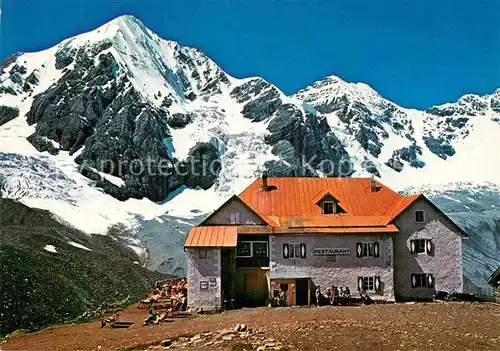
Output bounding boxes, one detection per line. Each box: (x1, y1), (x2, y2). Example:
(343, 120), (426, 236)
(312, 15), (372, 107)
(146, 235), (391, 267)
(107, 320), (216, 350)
(0, 14), (499, 293)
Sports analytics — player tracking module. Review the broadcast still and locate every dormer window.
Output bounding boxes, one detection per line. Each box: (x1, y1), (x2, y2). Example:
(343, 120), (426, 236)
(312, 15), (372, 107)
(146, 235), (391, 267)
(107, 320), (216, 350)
(313, 192), (345, 214)
(322, 201), (336, 214)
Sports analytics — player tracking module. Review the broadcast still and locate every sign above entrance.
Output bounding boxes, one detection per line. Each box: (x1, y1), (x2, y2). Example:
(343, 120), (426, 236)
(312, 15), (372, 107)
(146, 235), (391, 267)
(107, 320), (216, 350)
(313, 248), (351, 256)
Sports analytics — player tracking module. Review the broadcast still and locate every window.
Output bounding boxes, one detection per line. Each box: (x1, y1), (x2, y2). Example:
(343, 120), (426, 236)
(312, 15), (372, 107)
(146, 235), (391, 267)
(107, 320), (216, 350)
(199, 248), (207, 259)
(363, 277), (374, 291)
(415, 210), (425, 223)
(411, 273), (434, 288)
(236, 241), (252, 257)
(356, 242), (380, 258)
(322, 201), (336, 214)
(283, 243), (306, 259)
(358, 276), (381, 292)
(236, 241), (268, 258)
(252, 242), (268, 257)
(410, 239), (432, 254)
(230, 212), (241, 224)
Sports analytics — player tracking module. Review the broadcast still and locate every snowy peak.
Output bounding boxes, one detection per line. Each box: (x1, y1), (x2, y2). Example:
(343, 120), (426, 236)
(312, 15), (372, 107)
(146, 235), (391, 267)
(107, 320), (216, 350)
(294, 75), (385, 109)
(0, 14), (499, 209)
(426, 89), (500, 117)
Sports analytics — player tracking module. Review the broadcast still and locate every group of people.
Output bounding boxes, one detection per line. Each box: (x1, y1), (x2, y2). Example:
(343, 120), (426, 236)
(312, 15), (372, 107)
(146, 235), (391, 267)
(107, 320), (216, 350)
(142, 279), (189, 325)
(139, 279), (188, 316)
(270, 289), (288, 307)
(315, 285), (352, 306)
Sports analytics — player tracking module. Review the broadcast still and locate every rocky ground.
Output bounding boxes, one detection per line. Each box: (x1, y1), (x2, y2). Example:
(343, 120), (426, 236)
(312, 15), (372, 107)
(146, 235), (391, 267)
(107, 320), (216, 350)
(1, 302), (499, 351)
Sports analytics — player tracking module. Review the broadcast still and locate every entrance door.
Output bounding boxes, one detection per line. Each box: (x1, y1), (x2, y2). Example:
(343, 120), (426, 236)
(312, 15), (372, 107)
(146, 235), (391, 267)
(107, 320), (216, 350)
(295, 279), (309, 305)
(242, 270), (267, 306)
(221, 249), (235, 306)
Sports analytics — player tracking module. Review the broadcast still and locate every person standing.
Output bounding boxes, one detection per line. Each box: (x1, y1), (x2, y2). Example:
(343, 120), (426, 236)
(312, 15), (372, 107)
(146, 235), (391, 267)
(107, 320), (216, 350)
(315, 286), (322, 307)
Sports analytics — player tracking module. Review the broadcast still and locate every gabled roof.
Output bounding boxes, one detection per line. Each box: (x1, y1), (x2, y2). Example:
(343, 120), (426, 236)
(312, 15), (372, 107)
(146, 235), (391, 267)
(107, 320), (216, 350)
(311, 191), (340, 205)
(384, 194), (422, 223)
(487, 267), (500, 286)
(199, 195), (278, 227)
(385, 193), (468, 237)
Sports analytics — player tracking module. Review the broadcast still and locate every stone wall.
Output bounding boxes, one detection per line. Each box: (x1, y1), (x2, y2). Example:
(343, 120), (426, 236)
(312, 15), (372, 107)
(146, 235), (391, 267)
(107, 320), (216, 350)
(186, 247), (222, 311)
(269, 233), (395, 301)
(393, 198), (464, 300)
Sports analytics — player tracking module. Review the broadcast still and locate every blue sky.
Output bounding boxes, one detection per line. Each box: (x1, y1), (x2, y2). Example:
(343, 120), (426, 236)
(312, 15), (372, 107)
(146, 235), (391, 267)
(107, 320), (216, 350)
(1, 0), (498, 109)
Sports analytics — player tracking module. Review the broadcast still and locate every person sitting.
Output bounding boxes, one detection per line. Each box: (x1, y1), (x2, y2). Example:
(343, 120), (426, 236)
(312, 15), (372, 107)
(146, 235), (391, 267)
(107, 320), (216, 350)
(143, 310), (158, 325)
(157, 311), (169, 322)
(344, 286), (351, 305)
(338, 287), (344, 305)
(279, 290), (287, 307)
(359, 289), (373, 305)
(332, 286), (339, 306)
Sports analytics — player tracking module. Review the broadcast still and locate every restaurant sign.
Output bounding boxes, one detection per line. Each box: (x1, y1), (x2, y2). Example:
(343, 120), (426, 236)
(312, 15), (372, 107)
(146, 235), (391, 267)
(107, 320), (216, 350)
(313, 247), (351, 256)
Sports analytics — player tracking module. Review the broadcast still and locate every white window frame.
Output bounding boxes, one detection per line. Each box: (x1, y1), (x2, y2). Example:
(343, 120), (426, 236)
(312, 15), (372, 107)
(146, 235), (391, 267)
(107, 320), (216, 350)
(287, 243), (303, 259)
(414, 210), (425, 223)
(362, 276), (375, 291)
(410, 239), (432, 255)
(412, 239), (426, 254)
(322, 201), (336, 214)
(236, 241), (269, 258)
(230, 212), (241, 224)
(251, 241), (269, 257)
(411, 273), (433, 288)
(236, 241), (252, 258)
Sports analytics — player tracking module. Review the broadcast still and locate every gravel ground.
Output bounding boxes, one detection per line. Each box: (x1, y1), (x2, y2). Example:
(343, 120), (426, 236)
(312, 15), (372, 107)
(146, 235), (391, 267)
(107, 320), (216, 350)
(1, 302), (499, 351)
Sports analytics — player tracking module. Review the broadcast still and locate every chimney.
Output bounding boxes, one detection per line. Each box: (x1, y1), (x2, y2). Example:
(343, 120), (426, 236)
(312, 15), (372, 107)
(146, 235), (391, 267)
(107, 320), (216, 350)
(262, 171), (268, 190)
(370, 174), (376, 192)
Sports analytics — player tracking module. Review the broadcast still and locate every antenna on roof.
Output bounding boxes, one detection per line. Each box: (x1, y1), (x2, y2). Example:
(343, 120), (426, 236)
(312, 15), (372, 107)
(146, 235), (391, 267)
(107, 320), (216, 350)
(370, 174), (376, 192)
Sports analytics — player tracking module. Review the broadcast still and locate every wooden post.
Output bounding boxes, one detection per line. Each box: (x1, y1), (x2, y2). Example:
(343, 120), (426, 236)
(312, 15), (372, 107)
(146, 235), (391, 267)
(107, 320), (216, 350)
(307, 279), (311, 306)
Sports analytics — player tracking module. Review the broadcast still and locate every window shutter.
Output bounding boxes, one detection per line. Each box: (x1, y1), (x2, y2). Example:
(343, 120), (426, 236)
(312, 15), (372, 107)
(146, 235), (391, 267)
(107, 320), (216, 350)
(427, 274), (434, 288)
(425, 240), (432, 255)
(356, 243), (362, 257)
(411, 274), (417, 288)
(373, 242), (379, 257)
(410, 240), (416, 253)
(374, 276), (381, 293)
(300, 243), (306, 258)
(357, 276), (363, 291)
(283, 244), (289, 259)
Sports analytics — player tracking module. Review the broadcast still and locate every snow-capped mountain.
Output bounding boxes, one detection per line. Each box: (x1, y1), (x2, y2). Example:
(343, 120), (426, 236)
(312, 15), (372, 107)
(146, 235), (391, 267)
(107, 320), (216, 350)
(0, 15), (499, 291)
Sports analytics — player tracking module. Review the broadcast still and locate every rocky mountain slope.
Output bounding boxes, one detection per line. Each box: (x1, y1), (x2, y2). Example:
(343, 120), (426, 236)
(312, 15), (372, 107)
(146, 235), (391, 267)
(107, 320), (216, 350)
(0, 198), (168, 336)
(0, 15), (499, 292)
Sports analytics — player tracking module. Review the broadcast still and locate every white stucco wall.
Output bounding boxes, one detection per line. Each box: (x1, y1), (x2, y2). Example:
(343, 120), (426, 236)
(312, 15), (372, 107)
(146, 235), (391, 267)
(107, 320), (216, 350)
(186, 247), (222, 311)
(270, 233), (395, 301)
(393, 198), (464, 300)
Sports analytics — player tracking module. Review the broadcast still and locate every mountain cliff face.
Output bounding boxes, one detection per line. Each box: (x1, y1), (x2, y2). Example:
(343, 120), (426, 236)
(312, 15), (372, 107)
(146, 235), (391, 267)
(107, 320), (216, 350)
(0, 15), (499, 291)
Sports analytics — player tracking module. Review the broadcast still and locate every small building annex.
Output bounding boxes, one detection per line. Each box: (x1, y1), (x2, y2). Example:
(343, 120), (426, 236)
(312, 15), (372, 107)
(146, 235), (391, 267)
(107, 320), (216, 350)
(184, 175), (467, 310)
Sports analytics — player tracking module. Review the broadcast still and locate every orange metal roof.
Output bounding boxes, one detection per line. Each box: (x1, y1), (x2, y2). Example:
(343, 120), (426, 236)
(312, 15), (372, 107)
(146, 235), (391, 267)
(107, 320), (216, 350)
(236, 225), (399, 234)
(184, 226), (238, 247)
(185, 178), (428, 246)
(384, 194), (422, 223)
(274, 215), (391, 228)
(239, 177), (406, 217)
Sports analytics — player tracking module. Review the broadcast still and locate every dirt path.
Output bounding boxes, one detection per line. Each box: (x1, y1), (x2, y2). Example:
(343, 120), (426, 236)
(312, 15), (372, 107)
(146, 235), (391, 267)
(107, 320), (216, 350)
(1, 302), (499, 351)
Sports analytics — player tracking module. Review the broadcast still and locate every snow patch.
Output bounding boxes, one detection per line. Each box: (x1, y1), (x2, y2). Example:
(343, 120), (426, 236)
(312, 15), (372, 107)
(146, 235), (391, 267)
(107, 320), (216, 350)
(43, 245), (57, 253)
